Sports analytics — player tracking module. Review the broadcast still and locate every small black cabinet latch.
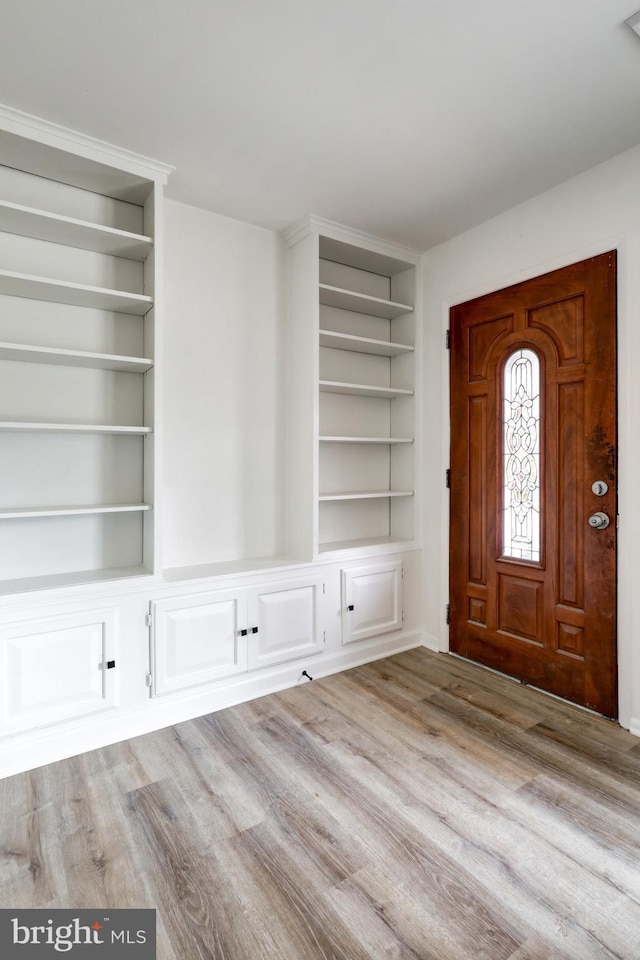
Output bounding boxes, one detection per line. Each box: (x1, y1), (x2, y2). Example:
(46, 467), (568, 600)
(251, 626), (258, 634)
(106, 660), (116, 670)
(239, 628), (248, 637)
(347, 604), (354, 612)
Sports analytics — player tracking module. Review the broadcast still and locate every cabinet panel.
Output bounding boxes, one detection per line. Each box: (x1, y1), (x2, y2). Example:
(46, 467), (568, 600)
(0, 608), (117, 736)
(248, 578), (323, 669)
(151, 592), (246, 696)
(342, 559), (402, 644)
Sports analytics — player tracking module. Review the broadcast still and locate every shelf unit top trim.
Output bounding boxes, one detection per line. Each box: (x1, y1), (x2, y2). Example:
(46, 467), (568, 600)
(0, 103), (173, 192)
(0, 200), (153, 260)
(0, 503), (151, 519)
(283, 214), (421, 266)
(319, 329), (414, 356)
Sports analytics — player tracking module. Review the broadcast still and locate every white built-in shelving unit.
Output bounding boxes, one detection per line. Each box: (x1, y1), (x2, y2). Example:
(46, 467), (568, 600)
(0, 108), (171, 593)
(285, 217), (420, 559)
(0, 118), (425, 782)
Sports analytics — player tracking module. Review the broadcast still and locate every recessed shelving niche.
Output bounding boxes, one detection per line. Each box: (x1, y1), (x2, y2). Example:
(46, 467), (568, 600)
(0, 119), (171, 592)
(285, 217), (420, 558)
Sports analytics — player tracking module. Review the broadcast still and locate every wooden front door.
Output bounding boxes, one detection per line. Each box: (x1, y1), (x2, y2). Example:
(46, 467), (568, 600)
(449, 252), (617, 717)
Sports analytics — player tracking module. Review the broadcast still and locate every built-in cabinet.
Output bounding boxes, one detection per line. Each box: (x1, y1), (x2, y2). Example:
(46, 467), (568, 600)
(247, 576), (324, 670)
(149, 574), (324, 695)
(0, 111), (424, 780)
(150, 559), (406, 696)
(0, 605), (118, 737)
(341, 558), (403, 645)
(150, 589), (246, 696)
(0, 114), (170, 594)
(285, 217), (419, 560)
(0, 550), (422, 775)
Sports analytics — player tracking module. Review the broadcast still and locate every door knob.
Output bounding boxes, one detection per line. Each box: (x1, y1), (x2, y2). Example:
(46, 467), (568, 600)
(588, 512), (610, 529)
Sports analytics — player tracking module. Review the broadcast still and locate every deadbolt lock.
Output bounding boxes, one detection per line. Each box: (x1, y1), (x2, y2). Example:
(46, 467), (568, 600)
(591, 480), (609, 496)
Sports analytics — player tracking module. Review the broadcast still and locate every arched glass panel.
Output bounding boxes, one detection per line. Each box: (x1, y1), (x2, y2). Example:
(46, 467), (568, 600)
(503, 348), (541, 561)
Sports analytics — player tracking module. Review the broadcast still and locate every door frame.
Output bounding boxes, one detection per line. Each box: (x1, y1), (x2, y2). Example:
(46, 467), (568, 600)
(439, 238), (628, 724)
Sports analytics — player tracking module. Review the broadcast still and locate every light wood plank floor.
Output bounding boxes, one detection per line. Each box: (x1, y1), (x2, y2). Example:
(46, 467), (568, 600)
(2, 648), (640, 959)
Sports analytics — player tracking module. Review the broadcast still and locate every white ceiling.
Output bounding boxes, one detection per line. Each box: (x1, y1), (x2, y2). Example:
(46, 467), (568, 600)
(1, 0), (640, 250)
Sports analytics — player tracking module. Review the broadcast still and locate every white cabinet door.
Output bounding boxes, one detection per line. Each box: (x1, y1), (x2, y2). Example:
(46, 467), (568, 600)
(0, 608), (117, 737)
(341, 559), (402, 645)
(150, 591), (247, 696)
(247, 576), (324, 670)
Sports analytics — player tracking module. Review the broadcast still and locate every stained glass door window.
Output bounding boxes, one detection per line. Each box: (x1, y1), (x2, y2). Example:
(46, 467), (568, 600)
(503, 348), (541, 561)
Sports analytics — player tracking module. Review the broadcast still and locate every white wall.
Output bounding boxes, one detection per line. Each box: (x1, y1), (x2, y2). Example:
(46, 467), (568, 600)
(421, 142), (640, 733)
(162, 200), (284, 570)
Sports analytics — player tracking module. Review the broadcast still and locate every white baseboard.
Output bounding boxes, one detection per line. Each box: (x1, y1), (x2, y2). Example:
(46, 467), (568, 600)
(421, 632), (441, 652)
(0, 629), (424, 779)
(629, 716), (640, 738)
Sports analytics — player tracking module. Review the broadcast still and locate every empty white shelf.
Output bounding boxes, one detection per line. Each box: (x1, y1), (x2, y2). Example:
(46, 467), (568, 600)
(318, 490), (414, 501)
(0, 269), (153, 315)
(0, 341), (153, 372)
(319, 284), (413, 319)
(0, 421), (151, 435)
(0, 565), (152, 597)
(0, 503), (152, 520)
(319, 380), (413, 399)
(318, 535), (413, 554)
(0, 200), (153, 260)
(319, 435), (413, 444)
(164, 555), (300, 582)
(319, 329), (414, 356)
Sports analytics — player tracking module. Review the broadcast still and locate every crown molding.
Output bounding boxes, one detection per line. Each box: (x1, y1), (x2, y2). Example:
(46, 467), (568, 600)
(0, 103), (174, 184)
(283, 213), (421, 263)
